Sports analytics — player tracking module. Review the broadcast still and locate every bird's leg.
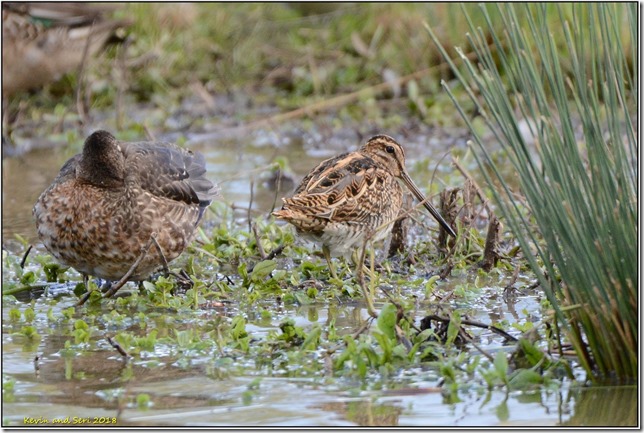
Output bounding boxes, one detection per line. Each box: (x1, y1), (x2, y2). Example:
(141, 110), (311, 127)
(356, 242), (378, 318)
(351, 249), (377, 281)
(368, 246), (377, 300)
(322, 245), (339, 280)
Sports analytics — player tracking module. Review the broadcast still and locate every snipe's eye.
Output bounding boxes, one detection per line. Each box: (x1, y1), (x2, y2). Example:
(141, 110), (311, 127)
(385, 145), (395, 154)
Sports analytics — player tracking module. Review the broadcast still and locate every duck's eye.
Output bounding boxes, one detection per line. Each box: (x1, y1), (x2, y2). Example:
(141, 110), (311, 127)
(385, 145), (395, 154)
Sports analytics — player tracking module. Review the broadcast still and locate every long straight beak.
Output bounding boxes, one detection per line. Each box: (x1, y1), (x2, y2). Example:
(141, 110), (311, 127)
(401, 171), (457, 237)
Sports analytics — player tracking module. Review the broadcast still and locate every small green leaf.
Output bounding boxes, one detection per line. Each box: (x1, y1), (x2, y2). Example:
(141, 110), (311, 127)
(74, 319), (89, 331)
(73, 282), (88, 298)
(376, 303), (397, 339)
(517, 338), (546, 367)
(62, 307), (75, 320)
(445, 312), (461, 346)
(43, 263), (67, 282)
(293, 291), (313, 305)
(241, 390), (253, 405)
(8, 309), (20, 322)
(136, 393), (151, 410)
(494, 352), (509, 382)
(372, 331), (393, 364)
(508, 369), (543, 390)
(20, 271), (36, 285)
(247, 378), (262, 390)
(19, 326), (40, 341)
(301, 326), (322, 351)
(306, 286), (318, 298)
(142, 281), (156, 293)
(231, 316), (248, 340)
(251, 260), (276, 280)
(424, 275), (441, 292)
(23, 308), (35, 323)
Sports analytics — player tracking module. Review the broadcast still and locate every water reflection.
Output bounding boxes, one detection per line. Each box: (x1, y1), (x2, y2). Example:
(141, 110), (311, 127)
(563, 386), (637, 427)
(315, 400), (403, 426)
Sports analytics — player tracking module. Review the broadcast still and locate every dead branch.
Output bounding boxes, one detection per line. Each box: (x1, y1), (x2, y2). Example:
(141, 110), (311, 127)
(438, 188), (459, 254)
(479, 214), (502, 271)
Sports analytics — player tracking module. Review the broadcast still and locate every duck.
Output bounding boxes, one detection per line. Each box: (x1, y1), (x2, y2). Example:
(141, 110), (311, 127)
(2, 2), (129, 97)
(33, 130), (219, 292)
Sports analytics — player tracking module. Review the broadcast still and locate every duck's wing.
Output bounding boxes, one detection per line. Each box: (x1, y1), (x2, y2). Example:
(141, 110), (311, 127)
(123, 141), (219, 209)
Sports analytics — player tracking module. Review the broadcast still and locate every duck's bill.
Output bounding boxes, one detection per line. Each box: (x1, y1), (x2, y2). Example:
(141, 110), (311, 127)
(401, 172), (457, 237)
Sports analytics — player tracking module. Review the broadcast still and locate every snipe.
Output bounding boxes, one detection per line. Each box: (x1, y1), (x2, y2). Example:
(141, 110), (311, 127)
(33, 130), (219, 295)
(273, 134), (456, 280)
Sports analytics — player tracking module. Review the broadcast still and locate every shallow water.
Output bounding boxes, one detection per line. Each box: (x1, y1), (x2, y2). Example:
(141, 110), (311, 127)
(1, 131), (637, 427)
(1, 293), (637, 427)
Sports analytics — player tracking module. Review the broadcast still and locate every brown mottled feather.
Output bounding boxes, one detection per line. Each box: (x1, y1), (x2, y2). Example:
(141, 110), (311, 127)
(33, 130), (219, 281)
(273, 135), (455, 258)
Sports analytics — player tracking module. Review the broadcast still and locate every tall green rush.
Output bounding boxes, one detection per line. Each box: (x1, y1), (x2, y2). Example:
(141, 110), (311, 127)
(427, 3), (636, 382)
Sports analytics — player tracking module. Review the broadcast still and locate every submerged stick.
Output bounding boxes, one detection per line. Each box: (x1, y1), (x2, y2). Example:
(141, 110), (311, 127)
(457, 328), (494, 362)
(423, 314), (518, 342)
(3, 283), (50, 297)
(34, 355), (40, 378)
(107, 336), (129, 358)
